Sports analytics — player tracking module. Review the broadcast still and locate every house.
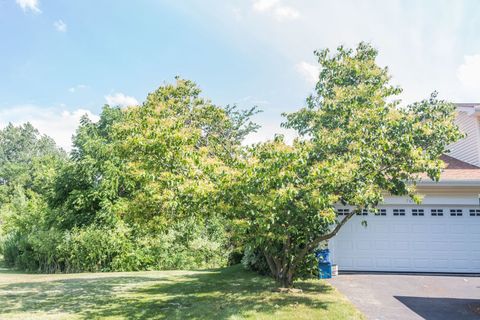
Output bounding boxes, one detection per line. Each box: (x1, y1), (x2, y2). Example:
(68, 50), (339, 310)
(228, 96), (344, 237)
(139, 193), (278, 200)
(330, 103), (480, 273)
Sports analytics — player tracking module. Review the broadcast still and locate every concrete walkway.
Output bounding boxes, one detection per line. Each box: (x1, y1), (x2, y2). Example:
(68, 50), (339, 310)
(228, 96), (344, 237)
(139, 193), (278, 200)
(328, 273), (480, 320)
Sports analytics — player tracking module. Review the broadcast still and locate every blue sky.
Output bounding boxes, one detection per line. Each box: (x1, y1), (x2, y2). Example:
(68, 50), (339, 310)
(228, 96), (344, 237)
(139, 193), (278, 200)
(1, 0), (480, 150)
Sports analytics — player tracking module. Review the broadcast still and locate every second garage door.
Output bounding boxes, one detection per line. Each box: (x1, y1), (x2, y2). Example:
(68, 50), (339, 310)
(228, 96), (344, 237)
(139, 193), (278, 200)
(330, 205), (480, 273)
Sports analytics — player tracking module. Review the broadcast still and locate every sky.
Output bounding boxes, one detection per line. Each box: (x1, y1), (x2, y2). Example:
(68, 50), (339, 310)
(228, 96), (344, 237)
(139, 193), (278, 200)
(1, 0), (480, 151)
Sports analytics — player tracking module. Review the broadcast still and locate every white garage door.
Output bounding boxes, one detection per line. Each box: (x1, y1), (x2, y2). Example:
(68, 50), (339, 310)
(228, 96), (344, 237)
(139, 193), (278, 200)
(331, 206), (480, 273)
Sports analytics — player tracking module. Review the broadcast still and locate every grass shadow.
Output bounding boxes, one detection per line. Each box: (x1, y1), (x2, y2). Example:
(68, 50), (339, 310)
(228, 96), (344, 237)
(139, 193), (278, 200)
(0, 265), (335, 319)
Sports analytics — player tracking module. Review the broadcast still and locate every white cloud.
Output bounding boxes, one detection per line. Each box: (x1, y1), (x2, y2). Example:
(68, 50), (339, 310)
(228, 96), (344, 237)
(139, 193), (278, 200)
(243, 121), (298, 146)
(15, 0), (41, 13)
(0, 105), (99, 151)
(252, 0), (279, 12)
(68, 84), (88, 93)
(53, 20), (67, 32)
(296, 61), (319, 85)
(252, 0), (299, 21)
(236, 95), (269, 105)
(273, 6), (299, 21)
(105, 93), (139, 107)
(457, 54), (480, 89)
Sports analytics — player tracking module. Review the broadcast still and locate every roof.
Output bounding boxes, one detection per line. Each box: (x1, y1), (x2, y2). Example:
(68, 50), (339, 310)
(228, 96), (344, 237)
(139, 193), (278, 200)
(455, 103), (480, 108)
(419, 155), (480, 184)
(455, 103), (480, 115)
(439, 154), (480, 169)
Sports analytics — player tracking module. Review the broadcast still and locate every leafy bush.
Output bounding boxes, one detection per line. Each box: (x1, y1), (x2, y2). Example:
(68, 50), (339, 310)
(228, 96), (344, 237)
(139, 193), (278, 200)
(241, 246), (270, 275)
(1, 217), (230, 273)
(241, 246), (319, 279)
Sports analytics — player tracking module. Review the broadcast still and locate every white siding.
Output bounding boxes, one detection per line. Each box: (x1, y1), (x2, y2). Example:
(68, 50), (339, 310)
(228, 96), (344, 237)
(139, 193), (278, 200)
(448, 111), (480, 166)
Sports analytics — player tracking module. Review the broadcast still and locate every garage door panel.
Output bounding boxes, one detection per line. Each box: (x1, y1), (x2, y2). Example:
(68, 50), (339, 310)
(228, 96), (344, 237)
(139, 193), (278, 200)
(337, 240), (354, 250)
(451, 259), (470, 269)
(429, 224), (447, 234)
(431, 259), (449, 268)
(449, 225), (468, 234)
(413, 259), (430, 268)
(393, 224), (410, 233)
(393, 241), (409, 250)
(374, 224), (390, 233)
(412, 225), (429, 233)
(392, 258), (410, 268)
(467, 225), (480, 234)
(354, 224), (368, 232)
(447, 241), (468, 251)
(427, 241), (446, 251)
(412, 241), (429, 250)
(336, 258), (353, 268)
(355, 258), (374, 268)
(375, 258), (391, 268)
(356, 241), (371, 250)
(374, 241), (389, 250)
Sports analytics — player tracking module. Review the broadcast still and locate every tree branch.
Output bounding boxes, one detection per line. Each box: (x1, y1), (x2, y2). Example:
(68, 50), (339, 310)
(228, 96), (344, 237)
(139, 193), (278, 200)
(292, 208), (359, 268)
(308, 208), (358, 250)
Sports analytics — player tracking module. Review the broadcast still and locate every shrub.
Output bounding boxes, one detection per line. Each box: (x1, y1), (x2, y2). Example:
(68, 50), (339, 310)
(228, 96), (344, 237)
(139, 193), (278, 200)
(1, 217), (231, 273)
(241, 246), (319, 279)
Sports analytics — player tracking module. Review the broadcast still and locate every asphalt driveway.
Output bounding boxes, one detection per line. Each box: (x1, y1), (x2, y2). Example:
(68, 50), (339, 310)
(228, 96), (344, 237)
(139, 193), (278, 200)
(328, 273), (480, 320)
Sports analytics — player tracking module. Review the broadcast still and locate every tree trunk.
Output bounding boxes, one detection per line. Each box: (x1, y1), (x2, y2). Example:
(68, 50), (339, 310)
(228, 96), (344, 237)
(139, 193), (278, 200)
(278, 269), (294, 288)
(264, 252), (295, 288)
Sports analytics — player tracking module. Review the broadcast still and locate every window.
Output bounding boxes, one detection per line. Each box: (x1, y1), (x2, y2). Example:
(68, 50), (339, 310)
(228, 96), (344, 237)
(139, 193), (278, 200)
(412, 209), (424, 216)
(337, 209), (350, 216)
(431, 209), (443, 216)
(450, 209), (463, 216)
(374, 209), (387, 216)
(361, 209), (369, 216)
(393, 209), (405, 216)
(469, 209), (480, 216)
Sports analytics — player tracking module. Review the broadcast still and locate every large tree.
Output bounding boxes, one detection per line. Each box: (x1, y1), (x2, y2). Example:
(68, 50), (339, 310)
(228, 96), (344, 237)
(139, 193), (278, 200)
(0, 123), (66, 207)
(228, 43), (462, 288)
(52, 78), (259, 230)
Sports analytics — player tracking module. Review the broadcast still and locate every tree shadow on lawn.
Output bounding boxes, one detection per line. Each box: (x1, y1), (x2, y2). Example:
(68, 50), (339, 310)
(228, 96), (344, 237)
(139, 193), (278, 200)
(0, 266), (333, 319)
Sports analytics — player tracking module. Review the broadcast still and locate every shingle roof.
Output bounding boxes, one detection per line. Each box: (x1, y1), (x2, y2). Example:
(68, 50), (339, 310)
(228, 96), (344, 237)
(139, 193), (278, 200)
(455, 103), (480, 108)
(421, 155), (480, 182)
(440, 154), (480, 169)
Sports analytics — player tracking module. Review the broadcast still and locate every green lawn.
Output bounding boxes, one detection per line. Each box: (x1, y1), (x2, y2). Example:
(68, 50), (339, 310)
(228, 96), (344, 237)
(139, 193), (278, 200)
(0, 263), (364, 319)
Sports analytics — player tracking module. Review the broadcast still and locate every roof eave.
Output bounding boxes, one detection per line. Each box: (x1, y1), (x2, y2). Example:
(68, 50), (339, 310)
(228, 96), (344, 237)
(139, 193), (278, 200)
(417, 180), (480, 187)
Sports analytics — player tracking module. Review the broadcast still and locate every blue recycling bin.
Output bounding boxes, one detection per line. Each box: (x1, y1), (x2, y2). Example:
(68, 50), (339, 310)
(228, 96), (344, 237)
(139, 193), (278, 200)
(316, 249), (332, 279)
(318, 263), (332, 279)
(316, 249), (331, 264)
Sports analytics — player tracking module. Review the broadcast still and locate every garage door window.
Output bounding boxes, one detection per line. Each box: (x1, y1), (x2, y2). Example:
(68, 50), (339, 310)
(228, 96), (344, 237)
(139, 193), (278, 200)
(431, 209), (443, 216)
(374, 209), (387, 216)
(450, 209), (463, 216)
(336, 209), (349, 216)
(412, 209), (424, 216)
(469, 209), (480, 216)
(393, 209), (405, 216)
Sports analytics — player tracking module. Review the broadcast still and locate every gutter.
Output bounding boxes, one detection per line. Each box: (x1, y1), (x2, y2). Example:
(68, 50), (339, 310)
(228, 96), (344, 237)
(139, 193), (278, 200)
(456, 104), (480, 115)
(417, 180), (480, 187)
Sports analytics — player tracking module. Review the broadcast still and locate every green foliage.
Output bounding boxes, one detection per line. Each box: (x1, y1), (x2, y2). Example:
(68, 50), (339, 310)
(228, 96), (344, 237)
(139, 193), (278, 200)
(1, 78), (257, 273)
(0, 123), (66, 202)
(0, 50), (461, 286)
(2, 217), (230, 273)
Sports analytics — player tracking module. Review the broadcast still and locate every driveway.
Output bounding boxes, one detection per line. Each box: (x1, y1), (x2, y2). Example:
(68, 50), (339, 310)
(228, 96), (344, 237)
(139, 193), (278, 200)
(328, 273), (480, 320)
